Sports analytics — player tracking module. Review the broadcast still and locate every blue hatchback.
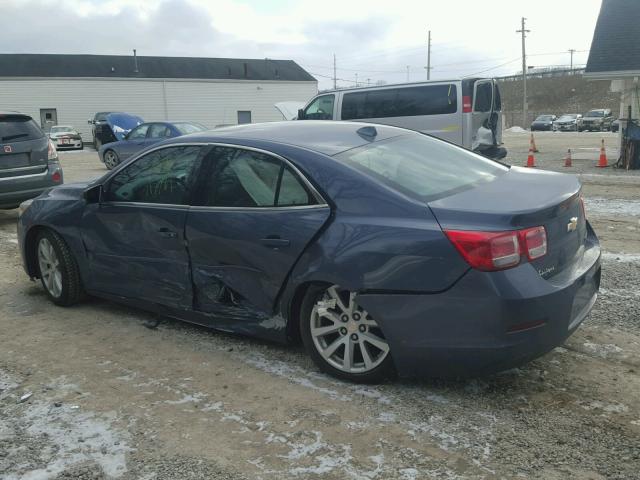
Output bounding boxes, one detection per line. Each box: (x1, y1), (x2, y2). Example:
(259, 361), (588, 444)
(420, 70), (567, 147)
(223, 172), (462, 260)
(18, 121), (600, 382)
(98, 121), (206, 170)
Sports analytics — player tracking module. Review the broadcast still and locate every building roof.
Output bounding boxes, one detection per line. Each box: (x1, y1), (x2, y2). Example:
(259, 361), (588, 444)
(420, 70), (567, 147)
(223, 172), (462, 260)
(585, 0), (640, 77)
(0, 53), (316, 82)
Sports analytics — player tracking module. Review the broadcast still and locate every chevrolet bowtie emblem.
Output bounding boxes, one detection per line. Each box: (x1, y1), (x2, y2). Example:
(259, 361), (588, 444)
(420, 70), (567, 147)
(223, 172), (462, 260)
(567, 217), (578, 232)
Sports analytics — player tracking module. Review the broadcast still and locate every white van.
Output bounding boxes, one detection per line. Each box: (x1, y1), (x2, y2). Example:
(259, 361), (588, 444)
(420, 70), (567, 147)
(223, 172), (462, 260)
(296, 78), (505, 159)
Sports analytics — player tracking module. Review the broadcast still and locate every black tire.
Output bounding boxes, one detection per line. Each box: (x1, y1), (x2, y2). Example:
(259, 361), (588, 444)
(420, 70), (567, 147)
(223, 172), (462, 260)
(299, 284), (396, 384)
(36, 229), (84, 306)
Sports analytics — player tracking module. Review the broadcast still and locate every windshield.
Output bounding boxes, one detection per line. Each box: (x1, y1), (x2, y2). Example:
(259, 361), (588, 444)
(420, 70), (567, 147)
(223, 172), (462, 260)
(586, 110), (604, 117)
(50, 126), (73, 133)
(173, 122), (207, 135)
(558, 115), (577, 121)
(536, 115), (553, 121)
(334, 133), (508, 202)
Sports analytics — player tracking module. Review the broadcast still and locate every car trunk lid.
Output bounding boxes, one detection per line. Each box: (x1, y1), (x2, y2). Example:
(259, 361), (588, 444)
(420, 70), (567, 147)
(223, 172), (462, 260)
(429, 167), (585, 279)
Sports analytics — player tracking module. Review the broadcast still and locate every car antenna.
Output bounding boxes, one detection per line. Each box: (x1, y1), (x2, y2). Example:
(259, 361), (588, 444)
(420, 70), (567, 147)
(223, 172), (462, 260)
(357, 126), (377, 141)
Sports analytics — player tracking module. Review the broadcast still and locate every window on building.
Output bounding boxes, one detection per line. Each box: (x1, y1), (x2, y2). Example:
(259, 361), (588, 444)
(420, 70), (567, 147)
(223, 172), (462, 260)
(237, 111), (252, 124)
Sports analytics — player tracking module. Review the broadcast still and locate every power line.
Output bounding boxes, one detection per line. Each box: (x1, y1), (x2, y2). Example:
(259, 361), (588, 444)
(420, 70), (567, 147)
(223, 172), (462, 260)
(462, 57), (521, 78)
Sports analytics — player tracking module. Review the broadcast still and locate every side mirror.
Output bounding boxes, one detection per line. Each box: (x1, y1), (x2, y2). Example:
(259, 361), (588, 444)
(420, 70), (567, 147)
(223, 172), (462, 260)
(84, 184), (103, 204)
(297, 109), (306, 120)
(87, 119), (94, 125)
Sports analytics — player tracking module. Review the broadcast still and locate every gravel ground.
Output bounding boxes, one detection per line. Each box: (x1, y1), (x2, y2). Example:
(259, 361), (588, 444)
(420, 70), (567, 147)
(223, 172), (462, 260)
(1, 133), (639, 479)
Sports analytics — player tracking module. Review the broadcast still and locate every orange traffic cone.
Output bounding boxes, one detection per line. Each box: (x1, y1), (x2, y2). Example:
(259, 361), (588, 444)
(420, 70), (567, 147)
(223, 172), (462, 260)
(564, 149), (572, 167)
(597, 138), (608, 168)
(526, 143), (536, 167)
(530, 133), (539, 153)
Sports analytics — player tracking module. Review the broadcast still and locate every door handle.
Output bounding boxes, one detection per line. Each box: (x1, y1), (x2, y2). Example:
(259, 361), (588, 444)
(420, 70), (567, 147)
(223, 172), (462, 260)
(157, 228), (178, 239)
(260, 236), (290, 248)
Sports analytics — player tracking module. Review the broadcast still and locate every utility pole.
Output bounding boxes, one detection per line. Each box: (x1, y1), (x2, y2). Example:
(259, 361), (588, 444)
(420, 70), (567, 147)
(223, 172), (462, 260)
(333, 53), (337, 89)
(426, 30), (432, 80)
(355, 73), (358, 87)
(568, 49), (576, 73)
(406, 65), (410, 82)
(366, 78), (371, 87)
(516, 18), (530, 128)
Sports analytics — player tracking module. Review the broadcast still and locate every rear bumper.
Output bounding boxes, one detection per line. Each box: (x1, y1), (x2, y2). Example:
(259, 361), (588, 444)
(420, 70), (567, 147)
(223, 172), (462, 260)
(0, 165), (63, 209)
(357, 231), (601, 378)
(53, 138), (83, 149)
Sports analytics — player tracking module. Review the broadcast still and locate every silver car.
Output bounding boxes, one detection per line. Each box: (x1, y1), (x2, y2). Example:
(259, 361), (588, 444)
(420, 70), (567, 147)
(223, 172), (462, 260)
(553, 114), (583, 132)
(296, 78), (506, 159)
(49, 125), (83, 150)
(0, 112), (63, 209)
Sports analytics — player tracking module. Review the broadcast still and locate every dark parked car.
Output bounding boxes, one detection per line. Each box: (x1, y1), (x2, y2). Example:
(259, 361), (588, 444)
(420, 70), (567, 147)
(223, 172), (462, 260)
(611, 119), (620, 133)
(88, 112), (144, 149)
(582, 109), (614, 132)
(98, 121), (207, 169)
(0, 112), (63, 209)
(531, 115), (557, 131)
(17, 121), (601, 382)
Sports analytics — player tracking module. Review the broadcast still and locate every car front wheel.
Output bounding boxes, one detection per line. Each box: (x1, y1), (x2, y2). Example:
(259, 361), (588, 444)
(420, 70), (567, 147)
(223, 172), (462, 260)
(300, 284), (396, 383)
(36, 229), (84, 306)
(103, 150), (120, 170)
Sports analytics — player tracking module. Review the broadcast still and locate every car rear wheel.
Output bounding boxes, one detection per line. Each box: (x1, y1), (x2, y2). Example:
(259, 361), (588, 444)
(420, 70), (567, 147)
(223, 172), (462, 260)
(300, 284), (396, 383)
(103, 149), (120, 170)
(36, 230), (84, 306)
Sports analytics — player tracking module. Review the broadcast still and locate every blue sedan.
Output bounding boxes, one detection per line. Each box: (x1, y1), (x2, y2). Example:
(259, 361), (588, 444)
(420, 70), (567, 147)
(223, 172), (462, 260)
(17, 121), (601, 382)
(98, 121), (206, 169)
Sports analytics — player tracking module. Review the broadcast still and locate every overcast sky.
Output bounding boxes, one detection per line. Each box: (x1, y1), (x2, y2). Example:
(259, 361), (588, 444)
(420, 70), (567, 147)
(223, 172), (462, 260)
(4, 0), (602, 89)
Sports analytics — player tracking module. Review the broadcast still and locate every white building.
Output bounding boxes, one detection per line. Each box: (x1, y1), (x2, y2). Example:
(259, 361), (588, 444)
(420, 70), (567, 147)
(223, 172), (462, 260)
(0, 53), (318, 140)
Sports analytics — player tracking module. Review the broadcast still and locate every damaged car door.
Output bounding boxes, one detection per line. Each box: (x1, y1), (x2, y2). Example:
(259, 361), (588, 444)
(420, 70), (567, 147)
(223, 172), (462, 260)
(186, 146), (330, 322)
(81, 145), (204, 307)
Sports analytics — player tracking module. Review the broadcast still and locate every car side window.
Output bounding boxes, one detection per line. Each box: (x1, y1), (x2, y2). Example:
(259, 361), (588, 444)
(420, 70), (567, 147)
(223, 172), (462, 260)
(201, 147), (315, 207)
(303, 95), (335, 120)
(105, 146), (202, 205)
(148, 124), (172, 139)
(128, 125), (149, 140)
(474, 82), (493, 112)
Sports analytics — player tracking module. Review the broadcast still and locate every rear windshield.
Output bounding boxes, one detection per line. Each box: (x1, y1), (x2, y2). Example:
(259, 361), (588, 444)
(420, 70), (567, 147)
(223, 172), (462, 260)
(536, 115), (554, 121)
(334, 133), (508, 202)
(0, 116), (45, 142)
(174, 122), (207, 135)
(586, 110), (604, 117)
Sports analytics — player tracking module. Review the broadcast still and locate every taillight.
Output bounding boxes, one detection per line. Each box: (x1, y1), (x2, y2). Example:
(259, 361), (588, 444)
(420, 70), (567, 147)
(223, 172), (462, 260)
(580, 196), (586, 220)
(463, 95), (472, 113)
(444, 226), (547, 272)
(51, 170), (62, 183)
(47, 139), (57, 161)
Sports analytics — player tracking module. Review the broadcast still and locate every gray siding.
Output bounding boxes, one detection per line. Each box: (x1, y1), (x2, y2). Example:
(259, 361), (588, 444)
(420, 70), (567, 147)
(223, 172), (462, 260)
(0, 78), (317, 140)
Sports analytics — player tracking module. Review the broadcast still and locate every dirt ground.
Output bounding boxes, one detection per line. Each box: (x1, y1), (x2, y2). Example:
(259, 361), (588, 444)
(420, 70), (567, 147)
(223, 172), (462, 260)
(1, 133), (639, 480)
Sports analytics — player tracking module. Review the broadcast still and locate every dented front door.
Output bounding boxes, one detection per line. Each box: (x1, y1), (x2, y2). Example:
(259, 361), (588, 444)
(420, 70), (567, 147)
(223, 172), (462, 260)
(185, 146), (330, 322)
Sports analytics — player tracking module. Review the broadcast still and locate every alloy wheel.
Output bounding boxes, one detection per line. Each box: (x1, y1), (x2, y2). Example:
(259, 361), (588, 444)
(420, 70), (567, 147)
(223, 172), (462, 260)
(38, 237), (62, 298)
(310, 285), (390, 374)
(104, 150), (118, 169)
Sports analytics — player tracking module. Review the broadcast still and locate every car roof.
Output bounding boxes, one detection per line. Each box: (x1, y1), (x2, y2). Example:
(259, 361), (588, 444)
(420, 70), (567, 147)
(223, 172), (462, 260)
(177, 121), (412, 156)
